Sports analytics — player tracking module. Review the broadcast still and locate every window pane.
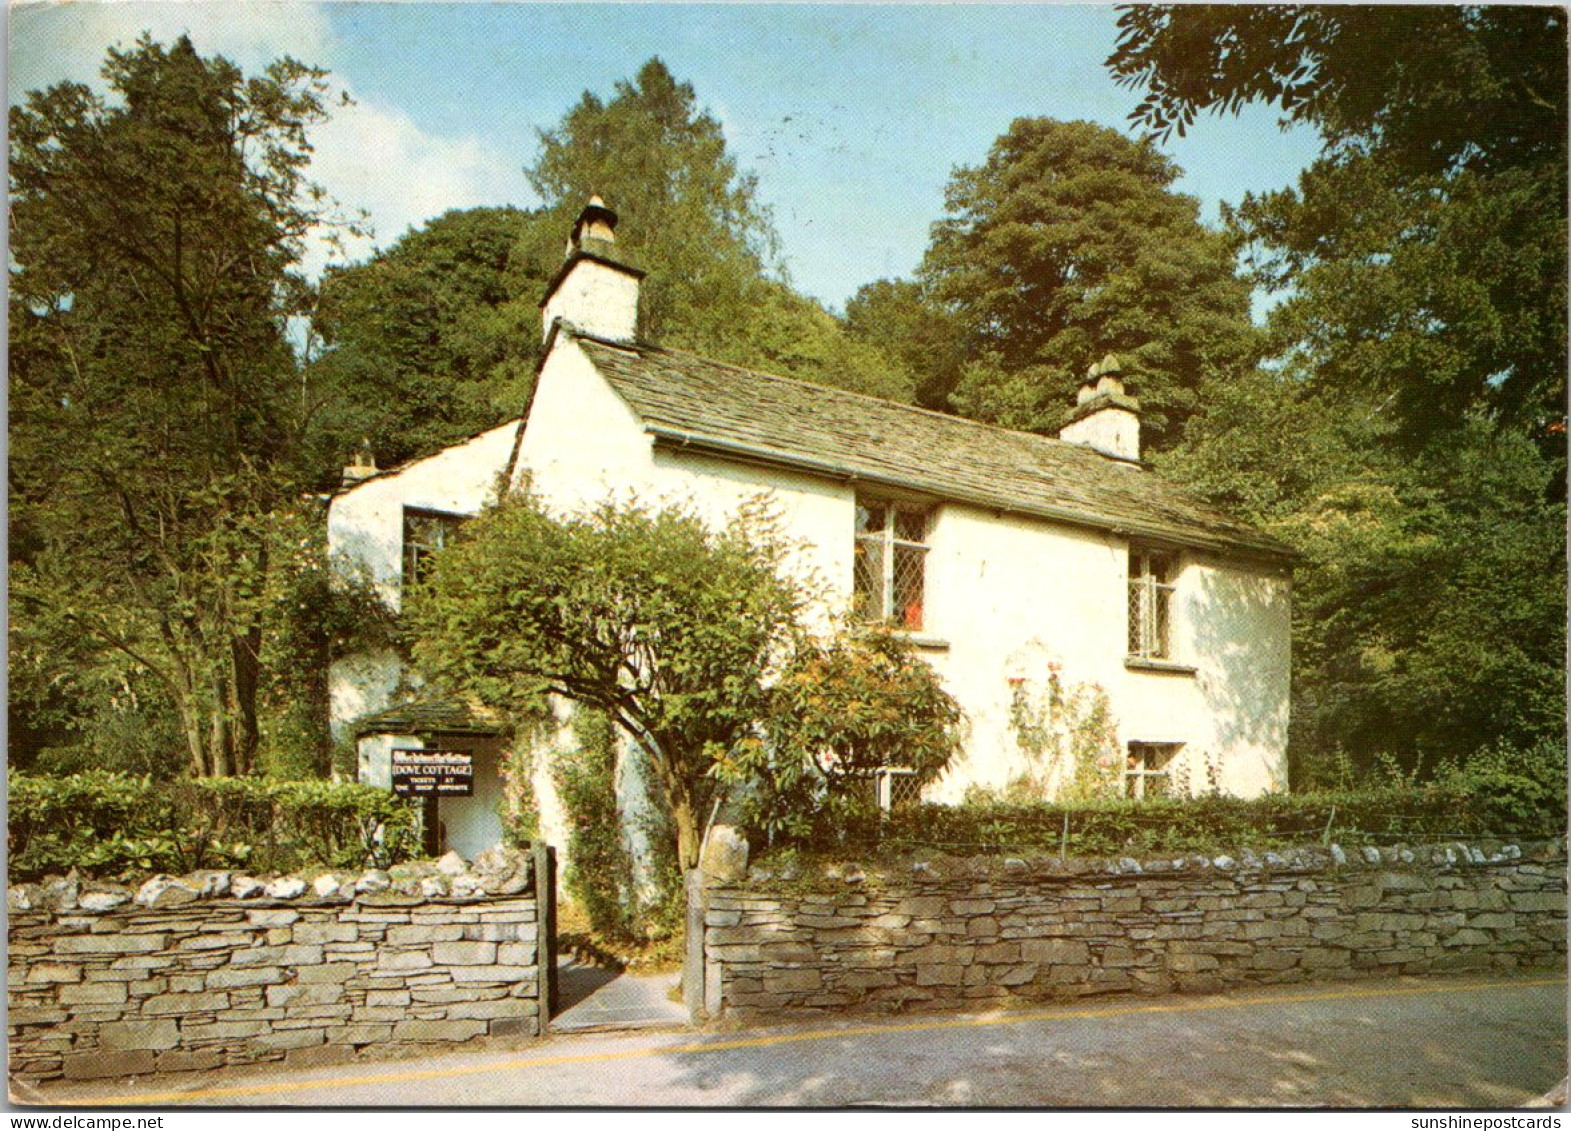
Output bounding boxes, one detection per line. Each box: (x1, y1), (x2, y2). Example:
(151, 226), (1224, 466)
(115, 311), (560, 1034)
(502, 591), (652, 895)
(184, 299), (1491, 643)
(404, 511), (465, 586)
(1153, 583), (1170, 658)
(894, 507), (926, 543)
(853, 537), (885, 622)
(858, 503), (887, 536)
(892, 544), (925, 630)
(888, 771), (922, 809)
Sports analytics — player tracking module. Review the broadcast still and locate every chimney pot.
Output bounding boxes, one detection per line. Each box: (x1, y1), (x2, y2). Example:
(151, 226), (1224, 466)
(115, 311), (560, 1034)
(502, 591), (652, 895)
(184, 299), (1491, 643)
(1059, 353), (1140, 461)
(541, 195), (645, 344)
(568, 195), (620, 255)
(340, 439), (378, 488)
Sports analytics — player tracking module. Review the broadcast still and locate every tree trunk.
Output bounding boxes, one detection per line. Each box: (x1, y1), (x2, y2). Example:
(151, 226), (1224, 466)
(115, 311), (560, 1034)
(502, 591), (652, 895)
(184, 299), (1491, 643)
(670, 794), (702, 873)
(179, 698), (206, 778)
(210, 703), (232, 777)
(229, 628), (261, 775)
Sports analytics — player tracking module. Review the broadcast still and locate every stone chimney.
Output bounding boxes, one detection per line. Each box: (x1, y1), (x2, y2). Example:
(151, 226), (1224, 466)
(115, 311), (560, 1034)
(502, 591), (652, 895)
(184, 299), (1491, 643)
(340, 439), (377, 488)
(1058, 354), (1141, 461)
(539, 195), (645, 344)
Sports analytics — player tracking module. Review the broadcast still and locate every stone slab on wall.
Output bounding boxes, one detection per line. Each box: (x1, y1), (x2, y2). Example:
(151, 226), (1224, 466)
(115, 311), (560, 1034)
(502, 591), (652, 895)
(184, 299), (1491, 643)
(702, 842), (1567, 1017)
(9, 894), (541, 1083)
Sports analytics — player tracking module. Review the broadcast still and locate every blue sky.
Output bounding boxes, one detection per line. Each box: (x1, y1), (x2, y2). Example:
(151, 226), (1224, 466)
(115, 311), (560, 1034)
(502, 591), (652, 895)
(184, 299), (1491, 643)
(9, 2), (1322, 310)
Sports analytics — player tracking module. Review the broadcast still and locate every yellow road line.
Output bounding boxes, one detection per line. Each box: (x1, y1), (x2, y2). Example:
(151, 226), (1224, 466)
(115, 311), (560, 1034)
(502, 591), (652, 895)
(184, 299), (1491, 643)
(43, 975), (1567, 1108)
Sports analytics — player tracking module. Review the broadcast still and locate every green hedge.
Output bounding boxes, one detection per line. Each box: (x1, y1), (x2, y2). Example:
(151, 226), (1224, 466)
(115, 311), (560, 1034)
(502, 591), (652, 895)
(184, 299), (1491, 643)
(7, 771), (422, 881)
(805, 782), (1566, 861)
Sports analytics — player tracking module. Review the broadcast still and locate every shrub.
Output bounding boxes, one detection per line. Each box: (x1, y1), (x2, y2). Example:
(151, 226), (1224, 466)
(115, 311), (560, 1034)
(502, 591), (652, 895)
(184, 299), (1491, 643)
(7, 770), (422, 881)
(1434, 738), (1569, 836)
(1003, 665), (1121, 801)
(736, 628), (964, 847)
(802, 778), (1565, 863)
(410, 493), (805, 872)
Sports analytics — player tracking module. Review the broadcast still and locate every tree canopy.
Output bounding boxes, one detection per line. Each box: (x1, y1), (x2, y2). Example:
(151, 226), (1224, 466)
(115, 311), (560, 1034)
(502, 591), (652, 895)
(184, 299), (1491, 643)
(306, 205), (553, 473)
(308, 58), (918, 482)
(852, 118), (1259, 446)
(1109, 5), (1568, 448)
(1113, 7), (1568, 780)
(524, 58), (916, 401)
(408, 494), (806, 871)
(1159, 365), (1565, 780)
(9, 35), (350, 777)
(527, 58), (777, 356)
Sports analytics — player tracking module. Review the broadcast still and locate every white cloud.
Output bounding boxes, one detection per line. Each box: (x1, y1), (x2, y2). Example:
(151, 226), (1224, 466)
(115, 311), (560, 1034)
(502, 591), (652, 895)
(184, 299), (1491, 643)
(9, 2), (335, 98)
(303, 94), (525, 275)
(10, 1), (524, 278)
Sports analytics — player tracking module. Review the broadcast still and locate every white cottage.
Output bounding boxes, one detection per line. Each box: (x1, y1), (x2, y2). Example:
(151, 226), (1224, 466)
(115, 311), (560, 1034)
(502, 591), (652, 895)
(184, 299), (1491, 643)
(328, 198), (1294, 857)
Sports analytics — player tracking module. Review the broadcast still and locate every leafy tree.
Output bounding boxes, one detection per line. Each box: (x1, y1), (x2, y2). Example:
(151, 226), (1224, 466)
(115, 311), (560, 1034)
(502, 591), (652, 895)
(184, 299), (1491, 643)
(525, 58), (915, 401)
(1108, 5), (1567, 448)
(9, 35), (346, 776)
(306, 206), (555, 473)
(1111, 7), (1568, 782)
(1278, 424), (1565, 778)
(917, 118), (1260, 446)
(254, 505), (396, 779)
(525, 58), (779, 356)
(844, 277), (968, 411)
(740, 629), (963, 845)
(1157, 370), (1565, 782)
(731, 280), (916, 404)
(408, 494), (805, 871)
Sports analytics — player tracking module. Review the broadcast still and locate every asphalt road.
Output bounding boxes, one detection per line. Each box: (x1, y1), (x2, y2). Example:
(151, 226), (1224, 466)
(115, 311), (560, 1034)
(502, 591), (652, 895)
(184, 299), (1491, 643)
(18, 972), (1568, 1109)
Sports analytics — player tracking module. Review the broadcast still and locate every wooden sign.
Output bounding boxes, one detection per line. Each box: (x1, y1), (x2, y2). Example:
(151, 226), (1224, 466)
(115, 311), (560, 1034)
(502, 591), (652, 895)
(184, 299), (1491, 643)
(391, 748), (474, 797)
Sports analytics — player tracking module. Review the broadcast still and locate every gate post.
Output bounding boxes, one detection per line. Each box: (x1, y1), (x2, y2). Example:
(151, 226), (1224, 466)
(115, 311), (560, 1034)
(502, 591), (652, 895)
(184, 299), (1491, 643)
(683, 868), (708, 1023)
(533, 842), (557, 1028)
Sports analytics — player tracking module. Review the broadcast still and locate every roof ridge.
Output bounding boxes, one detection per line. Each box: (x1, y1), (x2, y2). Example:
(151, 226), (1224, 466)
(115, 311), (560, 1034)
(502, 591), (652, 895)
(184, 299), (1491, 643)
(332, 418), (524, 497)
(565, 326), (1136, 467)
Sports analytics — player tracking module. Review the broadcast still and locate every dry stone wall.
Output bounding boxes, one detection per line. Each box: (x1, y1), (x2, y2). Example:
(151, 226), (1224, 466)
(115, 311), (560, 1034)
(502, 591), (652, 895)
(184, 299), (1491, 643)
(700, 841), (1567, 1018)
(8, 850), (542, 1083)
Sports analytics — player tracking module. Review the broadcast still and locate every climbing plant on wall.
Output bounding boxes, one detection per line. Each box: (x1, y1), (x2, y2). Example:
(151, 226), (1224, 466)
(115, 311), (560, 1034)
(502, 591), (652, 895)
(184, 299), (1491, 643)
(1000, 665), (1122, 802)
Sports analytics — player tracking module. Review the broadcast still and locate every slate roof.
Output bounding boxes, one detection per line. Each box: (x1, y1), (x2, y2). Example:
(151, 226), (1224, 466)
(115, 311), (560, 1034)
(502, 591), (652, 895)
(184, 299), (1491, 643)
(354, 697), (504, 738)
(567, 328), (1296, 562)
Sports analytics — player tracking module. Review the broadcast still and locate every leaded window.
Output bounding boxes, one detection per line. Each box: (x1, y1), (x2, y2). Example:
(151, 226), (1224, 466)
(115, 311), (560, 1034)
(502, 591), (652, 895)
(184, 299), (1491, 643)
(1127, 547), (1176, 659)
(853, 499), (929, 630)
(403, 507), (466, 587)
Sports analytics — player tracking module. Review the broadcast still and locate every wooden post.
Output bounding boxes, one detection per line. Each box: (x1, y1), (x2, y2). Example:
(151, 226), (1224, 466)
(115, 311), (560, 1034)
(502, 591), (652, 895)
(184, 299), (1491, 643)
(421, 797), (440, 857)
(533, 842), (558, 1026)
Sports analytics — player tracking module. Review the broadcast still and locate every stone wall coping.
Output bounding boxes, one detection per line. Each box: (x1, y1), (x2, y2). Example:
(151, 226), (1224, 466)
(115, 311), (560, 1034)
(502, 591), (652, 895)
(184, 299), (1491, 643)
(8, 845), (537, 917)
(726, 839), (1565, 895)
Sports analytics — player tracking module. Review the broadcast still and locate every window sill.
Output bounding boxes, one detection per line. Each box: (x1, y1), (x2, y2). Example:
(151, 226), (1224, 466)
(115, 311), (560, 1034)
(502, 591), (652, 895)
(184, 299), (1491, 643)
(1125, 656), (1197, 676)
(856, 626), (950, 652)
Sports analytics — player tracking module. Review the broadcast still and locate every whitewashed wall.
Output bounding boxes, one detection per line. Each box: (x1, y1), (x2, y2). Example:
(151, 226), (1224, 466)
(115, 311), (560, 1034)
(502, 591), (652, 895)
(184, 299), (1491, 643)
(327, 423), (521, 859)
(326, 421), (521, 740)
(329, 331), (1292, 865)
(517, 338), (1292, 802)
(328, 421), (522, 612)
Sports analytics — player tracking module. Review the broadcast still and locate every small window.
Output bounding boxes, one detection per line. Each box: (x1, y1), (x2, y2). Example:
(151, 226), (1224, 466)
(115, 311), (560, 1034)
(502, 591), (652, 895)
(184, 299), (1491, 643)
(403, 507), (467, 587)
(1126, 742), (1180, 799)
(853, 498), (929, 630)
(1127, 547), (1176, 659)
(849, 767), (923, 813)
